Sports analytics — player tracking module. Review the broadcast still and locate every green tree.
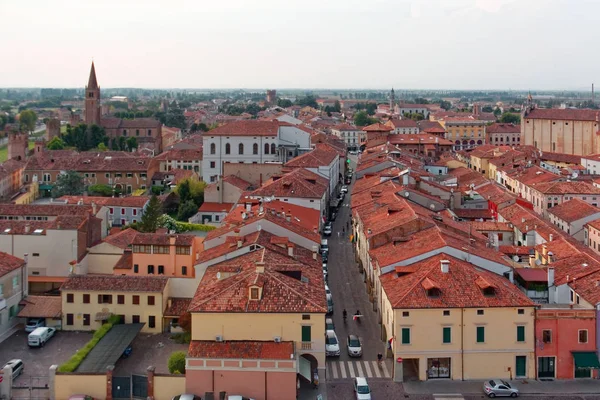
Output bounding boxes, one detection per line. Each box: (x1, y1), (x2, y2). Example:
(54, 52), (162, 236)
(439, 100), (452, 110)
(63, 123), (107, 151)
(333, 100), (341, 113)
(277, 98), (293, 108)
(126, 137), (138, 151)
(168, 351), (186, 374)
(46, 136), (65, 150)
(87, 184), (113, 196)
(413, 97), (429, 104)
(365, 103), (377, 115)
(197, 123), (209, 132)
(493, 108), (502, 117)
(295, 95), (318, 108)
(176, 178), (206, 207)
(97, 142), (108, 151)
(482, 106), (494, 113)
(176, 180), (191, 203)
(139, 195), (163, 233)
(245, 103), (261, 116)
(354, 111), (376, 127)
(177, 200), (198, 221)
(19, 110), (37, 133)
(118, 136), (127, 151)
(500, 112), (521, 124)
(51, 171), (84, 198)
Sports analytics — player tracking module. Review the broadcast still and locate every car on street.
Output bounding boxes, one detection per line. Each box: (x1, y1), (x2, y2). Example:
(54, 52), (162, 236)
(341, 185), (348, 193)
(320, 239), (329, 254)
(25, 318), (46, 333)
(3, 359), (24, 380)
(322, 264), (328, 281)
(322, 252), (328, 263)
(354, 377), (371, 400)
(325, 284), (331, 295)
(349, 150), (358, 155)
(326, 293), (334, 315)
(323, 222), (332, 236)
(347, 335), (362, 357)
(345, 177), (352, 184)
(326, 318), (335, 331)
(337, 193), (345, 202)
(331, 211), (337, 221)
(483, 379), (519, 397)
(172, 395), (203, 400)
(325, 330), (340, 356)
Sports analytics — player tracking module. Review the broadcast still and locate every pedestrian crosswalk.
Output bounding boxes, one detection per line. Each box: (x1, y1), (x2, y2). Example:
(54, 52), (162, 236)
(433, 395), (464, 400)
(326, 360), (392, 380)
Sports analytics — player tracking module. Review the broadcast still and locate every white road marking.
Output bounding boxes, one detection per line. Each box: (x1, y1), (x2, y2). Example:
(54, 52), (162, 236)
(381, 360), (390, 378)
(362, 360), (372, 377)
(339, 361), (347, 379)
(348, 362), (356, 378)
(371, 361), (381, 378)
(330, 362), (338, 379)
(355, 360), (364, 377)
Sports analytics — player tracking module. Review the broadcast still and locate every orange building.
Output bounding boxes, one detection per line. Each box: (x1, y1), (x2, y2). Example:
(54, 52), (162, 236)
(122, 232), (203, 278)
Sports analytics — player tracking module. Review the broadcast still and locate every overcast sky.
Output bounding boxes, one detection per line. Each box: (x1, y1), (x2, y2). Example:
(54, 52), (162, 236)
(0, 0), (597, 90)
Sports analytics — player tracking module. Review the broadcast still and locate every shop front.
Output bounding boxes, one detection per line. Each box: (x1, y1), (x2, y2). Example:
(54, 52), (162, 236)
(427, 357), (451, 379)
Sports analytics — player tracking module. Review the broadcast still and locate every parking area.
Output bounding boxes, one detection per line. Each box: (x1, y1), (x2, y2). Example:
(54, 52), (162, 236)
(113, 333), (188, 375)
(0, 329), (92, 381)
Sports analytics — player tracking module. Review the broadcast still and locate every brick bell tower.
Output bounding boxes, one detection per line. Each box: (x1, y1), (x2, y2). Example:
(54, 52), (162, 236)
(85, 61), (101, 125)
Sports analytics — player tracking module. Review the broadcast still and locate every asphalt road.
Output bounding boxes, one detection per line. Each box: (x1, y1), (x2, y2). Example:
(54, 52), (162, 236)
(325, 154), (389, 380)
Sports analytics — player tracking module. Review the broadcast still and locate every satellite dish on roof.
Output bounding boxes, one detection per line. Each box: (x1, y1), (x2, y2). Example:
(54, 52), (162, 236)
(257, 224), (262, 231)
(572, 172), (579, 179)
(512, 255), (520, 262)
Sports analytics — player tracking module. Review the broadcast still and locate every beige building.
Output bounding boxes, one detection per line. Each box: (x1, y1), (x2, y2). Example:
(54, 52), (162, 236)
(442, 117), (486, 150)
(380, 254), (536, 381)
(61, 275), (170, 333)
(522, 108), (600, 156)
(0, 253), (27, 339)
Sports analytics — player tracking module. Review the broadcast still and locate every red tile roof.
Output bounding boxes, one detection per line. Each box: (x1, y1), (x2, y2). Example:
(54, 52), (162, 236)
(190, 244), (326, 313)
(470, 221), (514, 232)
(452, 208), (493, 220)
(154, 148), (203, 161)
(548, 198), (600, 223)
(362, 123), (393, 132)
(17, 296), (62, 318)
(514, 267), (548, 282)
(386, 119), (417, 129)
(164, 297), (192, 317)
(285, 144), (338, 168)
(250, 168), (328, 199)
(61, 275), (168, 292)
(0, 252), (24, 278)
(388, 134), (453, 146)
(530, 181), (600, 195)
(132, 233), (195, 246)
(381, 253), (534, 309)
(198, 202), (235, 213)
(188, 340), (294, 360)
(568, 269), (600, 304)
(208, 120), (279, 136)
(113, 252), (132, 270)
(59, 196), (149, 208)
(486, 123), (520, 134)
(25, 151), (150, 172)
(104, 228), (138, 249)
(222, 175), (253, 191)
(525, 108), (600, 121)
(0, 204), (93, 217)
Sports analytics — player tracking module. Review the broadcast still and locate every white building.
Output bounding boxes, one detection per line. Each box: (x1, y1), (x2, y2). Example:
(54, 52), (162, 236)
(385, 119), (419, 134)
(330, 124), (363, 148)
(0, 253), (26, 340)
(394, 103), (431, 119)
(202, 121), (311, 183)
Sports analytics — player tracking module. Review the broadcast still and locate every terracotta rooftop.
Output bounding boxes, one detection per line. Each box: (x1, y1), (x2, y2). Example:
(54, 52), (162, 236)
(132, 232), (195, 246)
(380, 253), (534, 309)
(0, 252), (24, 278)
(525, 108), (600, 121)
(568, 269), (600, 304)
(208, 120), (279, 136)
(164, 297), (192, 317)
(362, 123), (393, 132)
(188, 340), (294, 360)
(470, 221), (514, 232)
(530, 181), (600, 195)
(388, 134), (453, 146)
(385, 119), (418, 129)
(285, 144), (338, 168)
(104, 228), (138, 249)
(17, 296), (62, 318)
(548, 198), (600, 223)
(486, 123), (520, 134)
(154, 148), (203, 161)
(251, 168), (328, 199)
(25, 151), (150, 172)
(61, 275), (168, 292)
(222, 175), (254, 191)
(514, 268), (547, 282)
(198, 202), (235, 213)
(0, 204), (93, 217)
(59, 196), (149, 208)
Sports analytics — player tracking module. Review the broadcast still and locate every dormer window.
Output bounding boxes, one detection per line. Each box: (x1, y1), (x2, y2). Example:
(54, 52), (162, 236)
(482, 287), (496, 297)
(427, 288), (441, 298)
(475, 276), (496, 297)
(249, 286), (261, 300)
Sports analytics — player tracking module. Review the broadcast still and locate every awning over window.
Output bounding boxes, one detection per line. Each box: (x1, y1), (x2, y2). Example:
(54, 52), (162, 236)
(572, 352), (600, 369)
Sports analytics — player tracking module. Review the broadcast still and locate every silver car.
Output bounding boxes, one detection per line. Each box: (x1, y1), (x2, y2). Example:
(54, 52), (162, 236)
(483, 379), (519, 398)
(347, 335), (362, 357)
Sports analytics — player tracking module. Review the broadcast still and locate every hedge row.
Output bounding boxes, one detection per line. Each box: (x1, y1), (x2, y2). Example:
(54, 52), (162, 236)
(57, 315), (121, 373)
(175, 221), (216, 232)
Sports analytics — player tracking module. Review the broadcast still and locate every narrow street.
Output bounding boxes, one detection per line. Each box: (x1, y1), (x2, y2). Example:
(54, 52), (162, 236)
(325, 155), (392, 382)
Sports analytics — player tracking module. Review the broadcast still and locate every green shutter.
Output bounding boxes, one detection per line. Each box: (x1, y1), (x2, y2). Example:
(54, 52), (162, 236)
(477, 326), (485, 343)
(402, 328), (411, 344)
(517, 326), (525, 342)
(443, 327), (451, 343)
(301, 325), (311, 342)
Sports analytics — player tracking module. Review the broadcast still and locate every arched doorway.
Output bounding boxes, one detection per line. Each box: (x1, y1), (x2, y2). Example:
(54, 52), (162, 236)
(299, 353), (318, 382)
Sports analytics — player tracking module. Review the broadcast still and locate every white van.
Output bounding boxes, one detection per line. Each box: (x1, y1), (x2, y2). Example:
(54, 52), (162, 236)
(28, 327), (56, 347)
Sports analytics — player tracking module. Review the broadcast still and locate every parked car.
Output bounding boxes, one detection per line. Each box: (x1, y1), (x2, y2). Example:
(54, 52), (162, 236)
(325, 330), (340, 357)
(323, 222), (332, 236)
(483, 379), (519, 398)
(27, 327), (56, 347)
(337, 193), (345, 202)
(228, 396), (255, 400)
(325, 284), (331, 295)
(331, 211), (337, 221)
(345, 177), (352, 184)
(68, 396), (95, 400)
(347, 335), (363, 357)
(354, 377), (371, 400)
(122, 345), (133, 358)
(320, 239), (329, 254)
(326, 293), (333, 315)
(341, 185), (348, 193)
(326, 318), (335, 331)
(172, 395), (202, 400)
(322, 264), (328, 281)
(322, 252), (328, 263)
(3, 359), (24, 380)
(25, 318), (46, 333)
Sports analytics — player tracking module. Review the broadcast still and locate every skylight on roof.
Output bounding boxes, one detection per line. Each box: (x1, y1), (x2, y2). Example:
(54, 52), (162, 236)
(3, 229), (10, 233)
(33, 229), (44, 234)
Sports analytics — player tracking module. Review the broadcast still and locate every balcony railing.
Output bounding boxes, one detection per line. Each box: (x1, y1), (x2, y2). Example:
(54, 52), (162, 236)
(300, 341), (313, 351)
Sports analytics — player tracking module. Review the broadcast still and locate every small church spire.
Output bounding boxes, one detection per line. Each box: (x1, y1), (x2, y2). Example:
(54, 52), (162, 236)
(87, 61), (98, 89)
(390, 87), (396, 110)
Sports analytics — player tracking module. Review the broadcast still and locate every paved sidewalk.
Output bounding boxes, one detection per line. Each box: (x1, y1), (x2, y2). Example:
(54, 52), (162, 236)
(404, 379), (600, 395)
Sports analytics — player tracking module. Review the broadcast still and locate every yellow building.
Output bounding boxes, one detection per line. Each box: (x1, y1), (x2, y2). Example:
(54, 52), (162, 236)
(380, 254), (536, 381)
(60, 275), (170, 333)
(443, 118), (487, 150)
(186, 230), (327, 396)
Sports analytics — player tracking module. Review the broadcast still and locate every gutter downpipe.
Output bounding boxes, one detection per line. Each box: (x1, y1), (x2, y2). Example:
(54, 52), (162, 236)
(461, 308), (465, 380)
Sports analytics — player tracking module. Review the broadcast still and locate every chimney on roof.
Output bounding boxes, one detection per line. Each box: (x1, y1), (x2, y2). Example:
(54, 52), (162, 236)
(246, 202), (252, 212)
(167, 298), (172, 309)
(542, 244), (548, 258)
(522, 217), (525, 223)
(24, 225), (30, 234)
(77, 198), (83, 206)
(286, 210), (292, 222)
(91, 201), (97, 215)
(287, 243), (294, 257)
(313, 226), (317, 234)
(312, 245), (318, 260)
(237, 237), (243, 249)
(255, 261), (265, 274)
(440, 259), (450, 274)
(549, 234), (553, 242)
(547, 267), (555, 288)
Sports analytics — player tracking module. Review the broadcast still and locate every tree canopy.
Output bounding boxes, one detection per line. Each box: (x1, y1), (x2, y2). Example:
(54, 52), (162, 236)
(19, 110), (37, 132)
(499, 112), (521, 124)
(63, 123), (108, 151)
(139, 195), (163, 233)
(46, 136), (65, 150)
(354, 111), (377, 127)
(51, 171), (84, 198)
